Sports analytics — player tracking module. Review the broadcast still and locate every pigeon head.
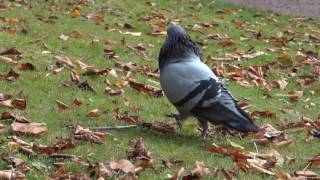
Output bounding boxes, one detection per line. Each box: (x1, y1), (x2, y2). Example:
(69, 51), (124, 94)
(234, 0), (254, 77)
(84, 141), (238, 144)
(159, 25), (203, 70)
(166, 25), (187, 39)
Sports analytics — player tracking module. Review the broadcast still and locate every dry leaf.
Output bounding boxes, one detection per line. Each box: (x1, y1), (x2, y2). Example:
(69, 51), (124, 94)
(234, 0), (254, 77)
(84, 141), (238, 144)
(19, 63), (36, 71)
(105, 86), (123, 96)
(128, 79), (163, 97)
(55, 100), (69, 111)
(162, 159), (184, 168)
(252, 124), (293, 147)
(119, 31), (142, 36)
(74, 125), (106, 144)
(109, 159), (135, 174)
(0, 169), (26, 179)
(0, 112), (30, 123)
(11, 122), (48, 135)
(271, 79), (288, 90)
(87, 109), (101, 117)
(72, 98), (83, 106)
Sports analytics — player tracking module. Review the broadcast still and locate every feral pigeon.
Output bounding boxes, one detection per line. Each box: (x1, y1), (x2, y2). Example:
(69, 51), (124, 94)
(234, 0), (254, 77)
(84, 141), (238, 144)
(159, 25), (259, 136)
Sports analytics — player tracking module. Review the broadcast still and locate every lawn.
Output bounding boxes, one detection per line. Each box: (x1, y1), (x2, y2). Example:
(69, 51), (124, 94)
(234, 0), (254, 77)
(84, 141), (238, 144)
(0, 0), (320, 179)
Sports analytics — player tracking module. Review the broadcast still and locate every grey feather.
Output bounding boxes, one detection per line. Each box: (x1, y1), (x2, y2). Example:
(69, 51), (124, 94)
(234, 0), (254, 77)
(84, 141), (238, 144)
(159, 25), (259, 133)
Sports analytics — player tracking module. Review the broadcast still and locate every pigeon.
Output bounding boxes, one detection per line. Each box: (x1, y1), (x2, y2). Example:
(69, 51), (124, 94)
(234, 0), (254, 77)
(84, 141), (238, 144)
(159, 25), (259, 136)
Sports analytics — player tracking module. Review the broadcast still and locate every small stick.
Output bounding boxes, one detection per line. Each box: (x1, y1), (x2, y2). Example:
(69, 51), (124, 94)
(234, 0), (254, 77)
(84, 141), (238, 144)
(89, 125), (139, 131)
(253, 142), (259, 154)
(302, 162), (311, 171)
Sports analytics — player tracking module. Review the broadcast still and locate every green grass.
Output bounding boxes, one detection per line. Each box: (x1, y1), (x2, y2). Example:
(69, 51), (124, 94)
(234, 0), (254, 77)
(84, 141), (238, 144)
(0, 0), (320, 179)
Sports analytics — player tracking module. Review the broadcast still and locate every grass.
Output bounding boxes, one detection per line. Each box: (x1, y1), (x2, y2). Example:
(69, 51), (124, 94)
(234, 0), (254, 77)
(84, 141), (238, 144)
(0, 0), (320, 179)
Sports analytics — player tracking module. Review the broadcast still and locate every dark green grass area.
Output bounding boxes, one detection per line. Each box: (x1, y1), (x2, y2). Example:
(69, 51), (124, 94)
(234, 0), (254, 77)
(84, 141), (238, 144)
(0, 0), (320, 179)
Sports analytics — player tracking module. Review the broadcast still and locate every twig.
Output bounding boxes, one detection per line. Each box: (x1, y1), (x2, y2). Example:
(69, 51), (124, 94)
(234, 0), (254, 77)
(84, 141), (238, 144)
(89, 125), (139, 131)
(302, 162), (311, 171)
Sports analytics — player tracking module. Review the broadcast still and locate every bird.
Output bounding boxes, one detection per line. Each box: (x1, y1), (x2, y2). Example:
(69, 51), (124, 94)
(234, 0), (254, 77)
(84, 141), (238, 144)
(159, 25), (259, 137)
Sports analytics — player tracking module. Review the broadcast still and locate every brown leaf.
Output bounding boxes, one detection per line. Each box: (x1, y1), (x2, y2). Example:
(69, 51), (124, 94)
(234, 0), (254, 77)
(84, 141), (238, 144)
(87, 108), (101, 117)
(97, 161), (113, 177)
(50, 167), (90, 179)
(19, 63), (36, 71)
(251, 111), (277, 120)
(127, 138), (151, 160)
(252, 124), (293, 147)
(271, 79), (288, 90)
(2, 154), (31, 173)
(0, 55), (17, 64)
(12, 98), (26, 109)
(0, 112), (30, 123)
(276, 54), (293, 68)
(162, 159), (184, 168)
(70, 70), (80, 83)
(74, 125), (105, 144)
(54, 55), (75, 69)
(309, 156), (320, 166)
(217, 39), (237, 47)
(0, 169), (26, 179)
(141, 122), (175, 133)
(109, 159), (135, 174)
(294, 170), (319, 178)
(128, 79), (163, 97)
(78, 80), (97, 93)
(170, 167), (184, 180)
(11, 122), (48, 135)
(188, 161), (210, 178)
(32, 138), (75, 155)
(55, 100), (69, 111)
(0, 47), (22, 61)
(0, 69), (20, 81)
(0, 123), (4, 129)
(114, 112), (142, 125)
(274, 91), (303, 101)
(52, 67), (64, 75)
(105, 86), (123, 96)
(72, 98), (83, 106)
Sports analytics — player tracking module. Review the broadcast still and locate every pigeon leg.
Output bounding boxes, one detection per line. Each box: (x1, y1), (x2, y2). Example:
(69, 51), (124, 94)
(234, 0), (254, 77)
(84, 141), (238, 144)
(198, 119), (209, 138)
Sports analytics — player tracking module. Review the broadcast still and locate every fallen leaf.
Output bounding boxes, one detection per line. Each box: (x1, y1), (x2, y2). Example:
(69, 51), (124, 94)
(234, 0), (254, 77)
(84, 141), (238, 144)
(105, 86), (123, 96)
(50, 167), (89, 179)
(74, 125), (106, 144)
(0, 169), (26, 179)
(11, 122), (48, 135)
(72, 98), (83, 106)
(114, 112), (142, 125)
(162, 159), (184, 168)
(0, 112), (30, 123)
(0, 55), (17, 64)
(78, 80), (97, 93)
(87, 109), (101, 117)
(2, 154), (31, 173)
(59, 34), (69, 41)
(251, 111), (277, 120)
(0, 69), (20, 81)
(271, 79), (288, 90)
(19, 63), (36, 71)
(119, 31), (142, 36)
(0, 47), (22, 61)
(218, 39), (237, 47)
(128, 79), (163, 97)
(309, 156), (320, 166)
(70, 70), (80, 83)
(68, 9), (81, 17)
(187, 161), (210, 178)
(32, 137), (75, 155)
(252, 124), (293, 147)
(109, 159), (135, 174)
(274, 91), (303, 101)
(55, 100), (69, 111)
